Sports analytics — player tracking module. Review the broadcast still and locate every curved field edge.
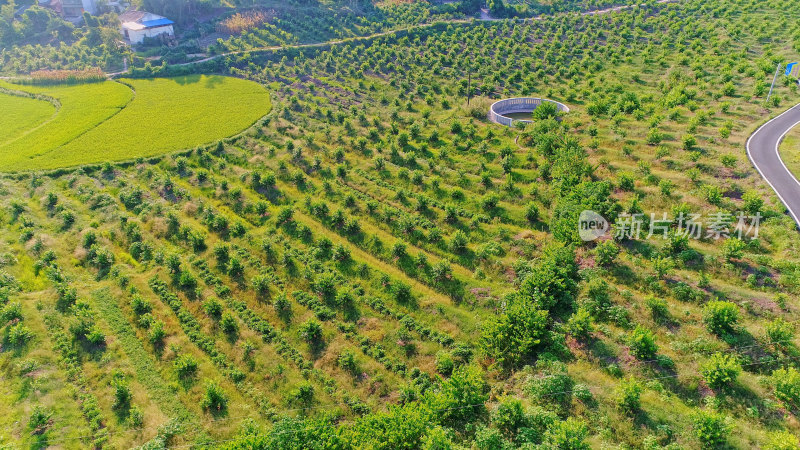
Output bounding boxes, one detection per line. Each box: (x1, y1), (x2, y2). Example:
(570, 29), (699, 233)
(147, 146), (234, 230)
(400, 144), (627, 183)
(778, 123), (800, 181)
(0, 89), (57, 147)
(0, 80), (134, 171)
(1, 75), (272, 173)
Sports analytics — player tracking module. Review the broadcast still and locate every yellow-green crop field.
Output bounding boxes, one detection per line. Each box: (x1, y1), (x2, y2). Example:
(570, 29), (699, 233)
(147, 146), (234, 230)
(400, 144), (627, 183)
(0, 89), (56, 145)
(0, 75), (271, 172)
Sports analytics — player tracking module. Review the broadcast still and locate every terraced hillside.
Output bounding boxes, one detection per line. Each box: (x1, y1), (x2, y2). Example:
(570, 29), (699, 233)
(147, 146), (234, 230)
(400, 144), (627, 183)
(2, 0), (800, 448)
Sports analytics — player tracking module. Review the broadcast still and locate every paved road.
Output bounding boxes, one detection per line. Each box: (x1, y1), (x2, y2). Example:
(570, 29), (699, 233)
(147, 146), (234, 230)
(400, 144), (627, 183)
(747, 103), (800, 229)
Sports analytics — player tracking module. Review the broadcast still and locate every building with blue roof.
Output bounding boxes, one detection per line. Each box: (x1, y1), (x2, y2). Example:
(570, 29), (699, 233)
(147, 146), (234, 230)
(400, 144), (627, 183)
(119, 10), (175, 44)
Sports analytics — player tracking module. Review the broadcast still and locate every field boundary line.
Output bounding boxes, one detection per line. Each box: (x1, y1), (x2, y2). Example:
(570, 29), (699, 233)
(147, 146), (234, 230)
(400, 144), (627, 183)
(16, 80), (138, 166)
(0, 76), (273, 175)
(0, 85), (62, 149)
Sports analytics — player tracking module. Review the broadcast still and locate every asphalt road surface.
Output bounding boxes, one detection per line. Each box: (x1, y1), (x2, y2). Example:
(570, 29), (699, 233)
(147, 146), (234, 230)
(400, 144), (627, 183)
(747, 103), (800, 229)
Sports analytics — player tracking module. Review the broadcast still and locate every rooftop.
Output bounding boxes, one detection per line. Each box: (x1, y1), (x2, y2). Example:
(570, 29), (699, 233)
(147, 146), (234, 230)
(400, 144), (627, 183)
(119, 10), (170, 26)
(141, 18), (174, 28)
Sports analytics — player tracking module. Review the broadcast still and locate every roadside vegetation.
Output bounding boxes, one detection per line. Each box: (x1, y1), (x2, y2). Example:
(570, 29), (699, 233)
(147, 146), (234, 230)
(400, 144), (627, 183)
(779, 126), (800, 181)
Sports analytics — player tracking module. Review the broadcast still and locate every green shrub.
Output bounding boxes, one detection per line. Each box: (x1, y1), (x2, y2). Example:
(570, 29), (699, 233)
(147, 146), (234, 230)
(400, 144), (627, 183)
(251, 274), (271, 299)
(651, 256), (675, 279)
(449, 230), (469, 253)
(532, 101), (559, 120)
(112, 376), (132, 412)
(337, 349), (360, 377)
(721, 238), (746, 262)
(55, 284), (78, 311)
(5, 323), (33, 348)
(28, 406), (52, 435)
(174, 355), (199, 380)
(628, 326), (658, 359)
(593, 240), (620, 267)
(148, 320), (166, 347)
(682, 134), (697, 150)
(646, 128), (663, 145)
(474, 426), (505, 450)
(220, 312), (239, 335)
(615, 377), (642, 414)
(287, 382), (315, 408)
(480, 298), (549, 372)
(566, 307), (594, 340)
(274, 294), (292, 322)
(201, 380), (228, 413)
(742, 191), (764, 214)
(701, 353), (741, 390)
(766, 318), (794, 348)
(525, 203), (540, 223)
(703, 301), (739, 335)
(543, 418), (589, 450)
(421, 426), (453, 450)
(720, 154), (737, 168)
(618, 171), (635, 191)
(130, 294), (152, 316)
(771, 366), (800, 409)
(0, 301), (22, 323)
(527, 361), (574, 413)
(299, 319), (324, 348)
(645, 296), (669, 323)
(85, 327), (106, 346)
(424, 366), (488, 431)
(692, 410), (731, 449)
(435, 351), (455, 376)
(492, 396), (527, 439)
(580, 278), (611, 320)
(765, 430), (800, 450)
(128, 406), (144, 428)
(203, 298), (223, 320)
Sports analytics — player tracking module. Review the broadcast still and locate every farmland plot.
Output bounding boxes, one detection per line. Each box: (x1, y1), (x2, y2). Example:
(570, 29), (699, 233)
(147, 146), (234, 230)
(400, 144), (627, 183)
(0, 75), (270, 172)
(0, 91), (56, 145)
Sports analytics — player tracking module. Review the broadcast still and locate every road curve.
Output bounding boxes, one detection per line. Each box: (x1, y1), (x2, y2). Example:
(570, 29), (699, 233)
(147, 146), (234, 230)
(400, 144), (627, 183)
(747, 103), (800, 229)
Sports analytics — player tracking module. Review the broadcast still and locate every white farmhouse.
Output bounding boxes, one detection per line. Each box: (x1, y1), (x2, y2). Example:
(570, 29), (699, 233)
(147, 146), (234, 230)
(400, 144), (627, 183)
(119, 10), (175, 44)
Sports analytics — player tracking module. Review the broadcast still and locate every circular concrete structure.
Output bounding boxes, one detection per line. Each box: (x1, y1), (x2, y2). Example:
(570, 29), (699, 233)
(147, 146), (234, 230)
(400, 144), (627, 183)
(488, 97), (570, 127)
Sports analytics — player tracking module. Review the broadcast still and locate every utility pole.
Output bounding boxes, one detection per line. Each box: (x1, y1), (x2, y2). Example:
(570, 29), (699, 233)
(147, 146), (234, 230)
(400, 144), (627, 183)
(767, 62), (781, 104)
(467, 65), (472, 106)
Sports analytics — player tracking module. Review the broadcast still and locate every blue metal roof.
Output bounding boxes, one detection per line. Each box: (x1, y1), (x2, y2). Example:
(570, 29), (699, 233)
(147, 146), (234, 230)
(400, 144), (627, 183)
(140, 18), (174, 28)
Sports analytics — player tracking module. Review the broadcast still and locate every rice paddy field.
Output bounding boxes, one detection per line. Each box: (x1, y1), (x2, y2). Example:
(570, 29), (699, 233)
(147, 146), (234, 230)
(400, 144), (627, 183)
(0, 75), (271, 172)
(0, 90), (56, 145)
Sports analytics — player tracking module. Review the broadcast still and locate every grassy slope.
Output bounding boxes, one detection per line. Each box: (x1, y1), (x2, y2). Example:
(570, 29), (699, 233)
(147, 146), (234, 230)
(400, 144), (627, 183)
(0, 92), (55, 146)
(779, 125), (800, 180)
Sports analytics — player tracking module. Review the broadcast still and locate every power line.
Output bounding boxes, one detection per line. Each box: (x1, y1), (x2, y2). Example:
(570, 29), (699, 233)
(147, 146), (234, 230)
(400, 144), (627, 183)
(133, 354), (800, 449)
(22, 334), (800, 448)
